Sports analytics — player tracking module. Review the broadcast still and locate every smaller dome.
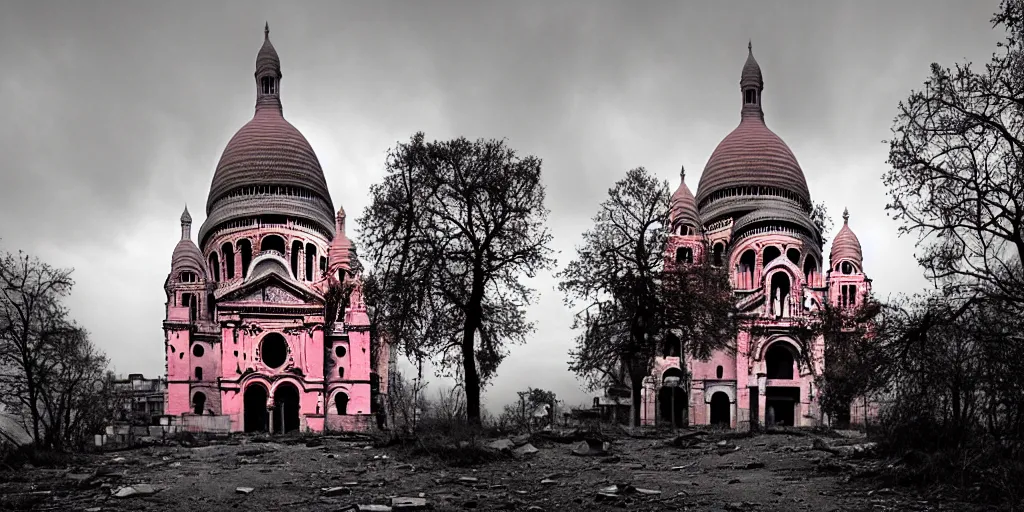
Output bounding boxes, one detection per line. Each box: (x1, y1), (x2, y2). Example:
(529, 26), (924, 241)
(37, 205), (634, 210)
(740, 41), (763, 90)
(170, 239), (209, 281)
(669, 166), (699, 231)
(256, 23), (281, 79)
(830, 208), (863, 266)
(180, 205), (192, 224)
(329, 206), (353, 273)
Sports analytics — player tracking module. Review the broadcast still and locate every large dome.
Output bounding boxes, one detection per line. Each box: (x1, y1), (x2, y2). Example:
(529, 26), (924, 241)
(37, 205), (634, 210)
(198, 25), (335, 247)
(693, 43), (816, 242)
(695, 117), (809, 208)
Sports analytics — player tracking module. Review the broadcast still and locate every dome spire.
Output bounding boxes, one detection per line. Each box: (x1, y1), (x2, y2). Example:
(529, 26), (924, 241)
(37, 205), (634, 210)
(255, 23), (282, 114)
(180, 205), (192, 241)
(843, 207), (850, 224)
(679, 164), (685, 181)
(740, 40), (764, 120)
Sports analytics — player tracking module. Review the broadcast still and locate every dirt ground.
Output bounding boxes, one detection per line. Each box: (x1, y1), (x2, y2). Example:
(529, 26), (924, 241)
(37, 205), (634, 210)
(0, 429), (983, 511)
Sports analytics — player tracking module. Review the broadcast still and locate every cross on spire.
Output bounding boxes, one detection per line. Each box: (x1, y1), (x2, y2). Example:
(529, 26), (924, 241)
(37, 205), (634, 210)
(679, 164), (686, 180)
(748, 39), (752, 53)
(264, 22), (270, 40)
(843, 207), (850, 224)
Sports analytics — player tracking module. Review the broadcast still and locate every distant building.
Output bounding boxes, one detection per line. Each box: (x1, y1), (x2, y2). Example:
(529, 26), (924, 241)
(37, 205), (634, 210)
(113, 374), (166, 425)
(162, 24), (389, 434)
(639, 43), (871, 430)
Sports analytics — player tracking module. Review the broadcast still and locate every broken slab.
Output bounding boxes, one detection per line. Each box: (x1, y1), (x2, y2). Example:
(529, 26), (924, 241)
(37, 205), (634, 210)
(235, 487), (254, 494)
(391, 496), (428, 510)
(513, 443), (539, 456)
(112, 484), (157, 498)
(486, 439), (515, 451)
(571, 438), (610, 456)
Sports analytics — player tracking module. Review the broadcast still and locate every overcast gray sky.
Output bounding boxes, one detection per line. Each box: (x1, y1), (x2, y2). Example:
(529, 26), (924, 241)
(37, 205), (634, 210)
(0, 0), (1006, 413)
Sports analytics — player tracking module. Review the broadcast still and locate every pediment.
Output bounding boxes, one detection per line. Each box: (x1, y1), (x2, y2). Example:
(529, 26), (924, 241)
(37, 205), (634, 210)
(216, 271), (322, 306)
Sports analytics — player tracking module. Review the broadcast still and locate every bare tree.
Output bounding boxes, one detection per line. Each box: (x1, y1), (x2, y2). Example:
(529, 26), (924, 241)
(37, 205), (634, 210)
(884, 0), (1024, 308)
(0, 248), (115, 450)
(559, 167), (737, 427)
(358, 132), (555, 426)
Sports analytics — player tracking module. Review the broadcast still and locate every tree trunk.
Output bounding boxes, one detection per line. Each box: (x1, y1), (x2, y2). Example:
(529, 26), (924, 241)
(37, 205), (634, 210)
(463, 266), (486, 427)
(630, 375), (644, 428)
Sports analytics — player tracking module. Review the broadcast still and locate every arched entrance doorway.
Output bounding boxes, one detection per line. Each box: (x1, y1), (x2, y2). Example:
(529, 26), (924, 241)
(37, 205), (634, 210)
(710, 391), (730, 426)
(243, 383), (269, 433)
(658, 368), (687, 427)
(272, 382), (301, 434)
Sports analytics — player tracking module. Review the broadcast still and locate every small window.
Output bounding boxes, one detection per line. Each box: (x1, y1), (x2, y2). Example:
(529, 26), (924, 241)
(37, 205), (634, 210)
(338, 367), (345, 379)
(712, 243), (724, 267)
(260, 76), (276, 95)
(841, 261), (854, 275)
(179, 271), (197, 283)
(192, 344), (204, 358)
(716, 365), (724, 379)
(675, 247), (693, 264)
(335, 345), (347, 358)
(193, 392), (206, 415)
(195, 367), (203, 380)
(745, 89), (756, 104)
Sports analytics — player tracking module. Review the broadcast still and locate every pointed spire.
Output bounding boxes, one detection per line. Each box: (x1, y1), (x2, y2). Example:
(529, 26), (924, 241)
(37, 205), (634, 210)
(748, 39), (752, 53)
(679, 164), (686, 181)
(335, 205), (347, 234)
(843, 207), (850, 224)
(740, 39), (764, 120)
(264, 21), (270, 41)
(180, 205), (192, 241)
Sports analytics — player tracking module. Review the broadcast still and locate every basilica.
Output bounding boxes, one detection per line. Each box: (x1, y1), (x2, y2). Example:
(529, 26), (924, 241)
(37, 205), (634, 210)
(162, 25), (388, 433)
(639, 44), (870, 429)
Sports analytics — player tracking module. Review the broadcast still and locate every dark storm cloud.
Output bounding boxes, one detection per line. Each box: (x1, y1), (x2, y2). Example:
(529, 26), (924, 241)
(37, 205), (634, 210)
(0, 0), (1005, 411)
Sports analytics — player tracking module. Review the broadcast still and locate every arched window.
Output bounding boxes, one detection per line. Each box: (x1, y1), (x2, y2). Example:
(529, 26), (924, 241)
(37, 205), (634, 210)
(195, 367), (203, 380)
(222, 243), (235, 280)
(744, 89), (756, 104)
(335, 392), (349, 415)
(841, 261), (854, 275)
(769, 272), (792, 318)
(803, 256), (818, 286)
(712, 243), (725, 267)
(305, 243), (317, 281)
(763, 246), (781, 266)
(193, 392), (207, 415)
(663, 333), (681, 358)
(291, 241), (303, 279)
(260, 235), (286, 254)
(208, 253), (220, 282)
(238, 239), (252, 278)
(320, 256), (327, 274)
(765, 344), (795, 379)
(716, 365), (724, 379)
(787, 248), (800, 266)
(179, 271), (197, 283)
(738, 249), (756, 289)
(181, 293), (197, 323)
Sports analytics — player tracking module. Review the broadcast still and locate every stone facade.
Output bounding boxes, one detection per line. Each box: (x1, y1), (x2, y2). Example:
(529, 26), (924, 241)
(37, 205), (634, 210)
(162, 25), (387, 434)
(639, 44), (871, 430)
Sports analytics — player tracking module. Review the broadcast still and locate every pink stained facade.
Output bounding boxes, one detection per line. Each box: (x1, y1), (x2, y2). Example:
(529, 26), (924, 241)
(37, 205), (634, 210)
(162, 25), (388, 434)
(639, 43), (871, 430)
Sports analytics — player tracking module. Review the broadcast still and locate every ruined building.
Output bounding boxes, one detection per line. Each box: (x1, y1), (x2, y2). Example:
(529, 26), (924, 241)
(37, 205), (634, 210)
(640, 44), (870, 429)
(163, 25), (388, 433)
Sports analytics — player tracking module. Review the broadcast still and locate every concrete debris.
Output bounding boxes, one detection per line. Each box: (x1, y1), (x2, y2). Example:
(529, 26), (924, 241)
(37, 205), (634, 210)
(513, 443), (539, 456)
(321, 486), (351, 496)
(486, 439), (515, 451)
(112, 484), (157, 498)
(391, 496), (428, 510)
(571, 438), (610, 456)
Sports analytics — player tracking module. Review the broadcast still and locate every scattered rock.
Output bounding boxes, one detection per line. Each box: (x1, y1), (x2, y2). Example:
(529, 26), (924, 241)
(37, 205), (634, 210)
(458, 476), (479, 484)
(391, 496), (428, 510)
(514, 443), (539, 457)
(487, 439), (515, 451)
(235, 487), (254, 494)
(571, 438), (610, 456)
(112, 484), (157, 498)
(744, 462), (765, 469)
(321, 486), (351, 496)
